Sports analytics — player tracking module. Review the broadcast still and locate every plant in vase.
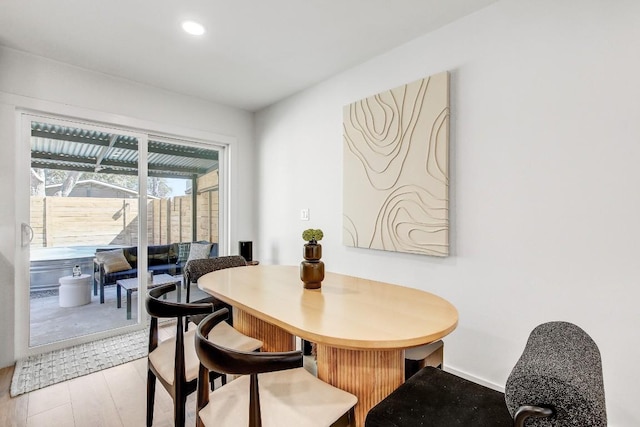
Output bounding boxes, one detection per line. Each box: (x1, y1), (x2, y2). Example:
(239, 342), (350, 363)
(300, 228), (324, 289)
(302, 228), (324, 245)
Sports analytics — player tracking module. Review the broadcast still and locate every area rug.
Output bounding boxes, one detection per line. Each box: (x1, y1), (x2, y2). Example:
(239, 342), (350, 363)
(10, 329), (148, 396)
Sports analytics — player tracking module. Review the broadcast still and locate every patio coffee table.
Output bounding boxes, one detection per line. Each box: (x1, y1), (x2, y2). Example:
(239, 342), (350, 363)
(116, 274), (181, 319)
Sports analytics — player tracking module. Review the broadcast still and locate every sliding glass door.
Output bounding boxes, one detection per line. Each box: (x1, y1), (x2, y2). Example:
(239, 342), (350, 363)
(17, 113), (223, 355)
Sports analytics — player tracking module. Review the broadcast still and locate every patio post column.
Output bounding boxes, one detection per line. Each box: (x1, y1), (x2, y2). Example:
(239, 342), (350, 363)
(191, 174), (198, 242)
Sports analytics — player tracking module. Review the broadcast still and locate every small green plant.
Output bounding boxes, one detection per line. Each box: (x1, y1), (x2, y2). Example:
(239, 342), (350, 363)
(302, 228), (324, 244)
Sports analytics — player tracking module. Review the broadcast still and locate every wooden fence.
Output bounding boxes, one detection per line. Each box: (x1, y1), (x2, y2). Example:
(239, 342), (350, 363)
(30, 191), (219, 248)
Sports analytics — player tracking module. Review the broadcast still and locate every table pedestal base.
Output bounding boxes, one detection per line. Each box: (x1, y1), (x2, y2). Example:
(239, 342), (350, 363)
(317, 346), (404, 427)
(234, 309), (295, 352)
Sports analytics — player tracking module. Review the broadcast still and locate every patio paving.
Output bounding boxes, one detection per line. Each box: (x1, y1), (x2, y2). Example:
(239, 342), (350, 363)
(29, 281), (210, 347)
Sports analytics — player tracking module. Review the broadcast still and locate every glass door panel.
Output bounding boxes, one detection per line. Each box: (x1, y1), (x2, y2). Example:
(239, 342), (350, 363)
(147, 137), (220, 304)
(28, 118), (144, 347)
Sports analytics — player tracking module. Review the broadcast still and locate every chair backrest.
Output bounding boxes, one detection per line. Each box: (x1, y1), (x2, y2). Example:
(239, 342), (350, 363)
(145, 283), (214, 356)
(195, 308), (302, 375)
(146, 283), (214, 320)
(184, 255), (247, 284)
(505, 321), (607, 426)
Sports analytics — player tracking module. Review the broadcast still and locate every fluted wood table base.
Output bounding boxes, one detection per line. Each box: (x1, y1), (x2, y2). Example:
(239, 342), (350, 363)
(234, 309), (295, 352)
(317, 346), (404, 427)
(234, 309), (403, 426)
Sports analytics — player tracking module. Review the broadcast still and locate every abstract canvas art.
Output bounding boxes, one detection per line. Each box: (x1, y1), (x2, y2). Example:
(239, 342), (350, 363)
(343, 71), (450, 256)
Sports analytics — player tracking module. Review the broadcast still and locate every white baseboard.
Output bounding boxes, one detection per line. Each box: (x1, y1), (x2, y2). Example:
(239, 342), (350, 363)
(443, 365), (505, 393)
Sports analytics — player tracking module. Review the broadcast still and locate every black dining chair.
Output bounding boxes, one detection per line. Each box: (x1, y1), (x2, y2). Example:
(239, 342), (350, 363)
(365, 321), (607, 427)
(145, 283), (262, 427)
(194, 308), (358, 427)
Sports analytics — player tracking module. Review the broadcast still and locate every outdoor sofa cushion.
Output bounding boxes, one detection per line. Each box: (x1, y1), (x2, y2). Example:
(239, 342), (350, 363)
(187, 242), (212, 262)
(123, 244), (178, 267)
(176, 242), (191, 264)
(95, 249), (132, 273)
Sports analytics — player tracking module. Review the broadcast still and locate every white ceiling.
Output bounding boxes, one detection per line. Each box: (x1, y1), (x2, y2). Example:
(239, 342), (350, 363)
(0, 0), (496, 111)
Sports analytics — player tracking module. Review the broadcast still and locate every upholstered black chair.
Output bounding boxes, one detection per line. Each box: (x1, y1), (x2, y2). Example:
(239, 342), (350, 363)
(194, 308), (358, 427)
(145, 283), (262, 427)
(366, 321), (607, 427)
(183, 255), (248, 303)
(183, 255), (248, 330)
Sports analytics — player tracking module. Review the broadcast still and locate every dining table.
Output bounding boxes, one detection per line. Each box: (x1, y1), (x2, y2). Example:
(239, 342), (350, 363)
(198, 264), (458, 426)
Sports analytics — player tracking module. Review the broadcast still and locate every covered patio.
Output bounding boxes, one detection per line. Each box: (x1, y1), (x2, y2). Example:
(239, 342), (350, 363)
(28, 120), (221, 347)
(29, 279), (211, 347)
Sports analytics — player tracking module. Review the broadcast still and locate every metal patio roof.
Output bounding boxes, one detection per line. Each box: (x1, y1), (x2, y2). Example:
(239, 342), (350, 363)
(30, 121), (218, 179)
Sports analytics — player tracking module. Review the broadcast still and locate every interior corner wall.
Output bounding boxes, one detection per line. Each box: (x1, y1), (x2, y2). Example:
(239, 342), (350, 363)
(254, 0), (640, 425)
(0, 46), (255, 368)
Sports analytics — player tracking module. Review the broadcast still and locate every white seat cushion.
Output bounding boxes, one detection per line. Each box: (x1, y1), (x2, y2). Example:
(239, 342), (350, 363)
(405, 340), (443, 361)
(208, 321), (263, 352)
(199, 367), (357, 427)
(150, 322), (263, 386)
(149, 328), (200, 385)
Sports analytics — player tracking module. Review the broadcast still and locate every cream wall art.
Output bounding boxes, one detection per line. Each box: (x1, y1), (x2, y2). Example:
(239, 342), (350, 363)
(343, 71), (450, 257)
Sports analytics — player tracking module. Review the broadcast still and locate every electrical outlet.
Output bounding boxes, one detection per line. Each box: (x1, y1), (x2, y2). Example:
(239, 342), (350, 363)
(300, 208), (310, 221)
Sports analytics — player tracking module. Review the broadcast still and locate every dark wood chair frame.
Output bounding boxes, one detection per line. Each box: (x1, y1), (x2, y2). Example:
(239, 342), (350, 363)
(145, 283), (214, 427)
(195, 308), (304, 427)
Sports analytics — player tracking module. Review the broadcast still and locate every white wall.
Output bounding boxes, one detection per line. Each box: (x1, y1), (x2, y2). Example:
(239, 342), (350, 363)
(0, 47), (256, 367)
(254, 0), (640, 425)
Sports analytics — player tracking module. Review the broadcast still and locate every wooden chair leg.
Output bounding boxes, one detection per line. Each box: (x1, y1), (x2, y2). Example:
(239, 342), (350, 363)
(175, 393), (187, 427)
(146, 369), (156, 427)
(209, 370), (227, 391)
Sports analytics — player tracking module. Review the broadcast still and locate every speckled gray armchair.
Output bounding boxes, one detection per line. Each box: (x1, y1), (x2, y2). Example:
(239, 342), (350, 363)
(365, 321), (607, 427)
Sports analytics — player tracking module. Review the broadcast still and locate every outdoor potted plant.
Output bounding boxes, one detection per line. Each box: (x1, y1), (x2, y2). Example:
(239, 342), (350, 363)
(300, 228), (324, 289)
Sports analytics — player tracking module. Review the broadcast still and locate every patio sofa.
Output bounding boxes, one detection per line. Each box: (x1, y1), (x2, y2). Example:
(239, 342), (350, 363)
(93, 242), (219, 303)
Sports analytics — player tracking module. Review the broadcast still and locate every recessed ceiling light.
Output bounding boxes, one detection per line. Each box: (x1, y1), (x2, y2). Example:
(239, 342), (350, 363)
(182, 20), (206, 36)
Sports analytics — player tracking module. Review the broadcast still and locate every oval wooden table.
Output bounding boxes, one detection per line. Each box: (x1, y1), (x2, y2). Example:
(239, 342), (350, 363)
(198, 264), (458, 426)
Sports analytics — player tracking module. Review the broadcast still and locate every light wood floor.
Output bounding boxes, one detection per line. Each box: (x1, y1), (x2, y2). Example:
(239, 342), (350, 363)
(0, 322), (194, 427)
